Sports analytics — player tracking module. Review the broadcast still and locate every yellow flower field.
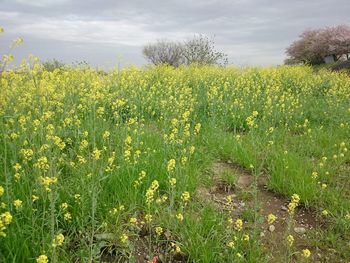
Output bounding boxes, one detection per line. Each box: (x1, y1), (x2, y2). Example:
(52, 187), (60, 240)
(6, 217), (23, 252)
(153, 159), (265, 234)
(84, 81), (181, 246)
(0, 60), (350, 262)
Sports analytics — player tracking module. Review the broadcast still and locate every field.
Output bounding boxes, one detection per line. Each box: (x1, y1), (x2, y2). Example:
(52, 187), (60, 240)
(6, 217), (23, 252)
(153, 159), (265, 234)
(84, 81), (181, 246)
(0, 64), (350, 262)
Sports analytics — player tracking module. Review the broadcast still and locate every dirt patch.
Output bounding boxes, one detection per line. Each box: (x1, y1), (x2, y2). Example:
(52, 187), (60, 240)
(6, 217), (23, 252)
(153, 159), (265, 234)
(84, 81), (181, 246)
(98, 234), (187, 263)
(197, 160), (322, 262)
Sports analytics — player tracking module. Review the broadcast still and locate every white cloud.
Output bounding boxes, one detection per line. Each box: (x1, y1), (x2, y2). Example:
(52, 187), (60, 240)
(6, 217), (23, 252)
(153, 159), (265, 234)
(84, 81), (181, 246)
(14, 16), (195, 47)
(15, 0), (69, 7)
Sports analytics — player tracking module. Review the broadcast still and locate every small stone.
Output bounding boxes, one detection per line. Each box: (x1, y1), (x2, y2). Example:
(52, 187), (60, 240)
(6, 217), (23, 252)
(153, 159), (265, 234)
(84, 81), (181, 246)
(294, 227), (306, 234)
(260, 232), (265, 237)
(268, 225), (275, 232)
(281, 205), (288, 211)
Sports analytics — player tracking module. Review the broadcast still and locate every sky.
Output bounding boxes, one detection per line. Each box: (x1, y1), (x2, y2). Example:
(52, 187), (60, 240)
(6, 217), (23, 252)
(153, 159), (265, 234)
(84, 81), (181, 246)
(1, 0), (350, 68)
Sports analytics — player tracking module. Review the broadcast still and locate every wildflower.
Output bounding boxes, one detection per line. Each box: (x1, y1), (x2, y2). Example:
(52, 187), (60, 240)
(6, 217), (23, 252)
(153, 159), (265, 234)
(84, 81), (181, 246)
(288, 194), (300, 214)
(79, 140), (88, 150)
(129, 217), (138, 225)
(39, 176), (58, 192)
(227, 241), (235, 249)
(267, 213), (277, 224)
(52, 136), (65, 150)
(234, 218), (243, 231)
(52, 233), (65, 247)
(171, 242), (181, 253)
(194, 123), (201, 134)
(189, 146), (195, 154)
(287, 235), (294, 246)
(13, 163), (22, 172)
(344, 213), (350, 220)
(103, 131), (110, 140)
(243, 234), (250, 241)
(322, 210), (329, 216)
(96, 106), (105, 116)
(0, 186), (4, 197)
(145, 180), (159, 204)
(77, 155), (86, 164)
(60, 203), (68, 210)
(35, 157), (49, 171)
(1, 212), (12, 225)
(169, 177), (177, 187)
(36, 255), (49, 263)
(10, 132), (18, 140)
(20, 148), (34, 161)
(155, 226), (163, 236)
(92, 148), (102, 160)
(13, 199), (23, 210)
(0, 211), (12, 237)
(145, 214), (153, 223)
(64, 212), (72, 221)
(167, 159), (176, 172)
(291, 194), (300, 203)
(311, 172), (318, 180)
(32, 195), (39, 202)
(176, 213), (184, 221)
(301, 248), (311, 258)
(181, 191), (190, 203)
(74, 194), (81, 203)
(226, 195), (233, 205)
(120, 233), (128, 243)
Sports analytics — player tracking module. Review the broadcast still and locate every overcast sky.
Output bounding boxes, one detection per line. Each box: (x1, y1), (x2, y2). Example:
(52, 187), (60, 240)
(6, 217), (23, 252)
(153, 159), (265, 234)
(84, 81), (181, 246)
(1, 0), (350, 68)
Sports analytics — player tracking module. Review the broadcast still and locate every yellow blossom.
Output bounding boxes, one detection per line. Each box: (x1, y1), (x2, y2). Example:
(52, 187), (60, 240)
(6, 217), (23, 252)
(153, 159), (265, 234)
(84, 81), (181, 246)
(167, 159), (176, 172)
(234, 218), (243, 231)
(301, 248), (311, 258)
(267, 213), (277, 224)
(120, 233), (128, 243)
(155, 226), (163, 236)
(181, 191), (190, 203)
(52, 233), (65, 248)
(36, 255), (48, 263)
(169, 177), (177, 187)
(287, 235), (294, 247)
(0, 186), (4, 197)
(176, 213), (184, 221)
(13, 199), (23, 210)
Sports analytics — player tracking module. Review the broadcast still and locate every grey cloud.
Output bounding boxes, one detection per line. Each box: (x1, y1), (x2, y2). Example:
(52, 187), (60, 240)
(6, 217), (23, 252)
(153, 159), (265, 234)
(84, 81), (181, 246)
(1, 0), (349, 67)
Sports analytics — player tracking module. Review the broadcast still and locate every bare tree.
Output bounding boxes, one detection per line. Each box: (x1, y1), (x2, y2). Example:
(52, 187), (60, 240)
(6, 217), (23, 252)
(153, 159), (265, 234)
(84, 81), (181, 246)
(183, 35), (228, 66)
(143, 35), (228, 67)
(142, 40), (185, 67)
